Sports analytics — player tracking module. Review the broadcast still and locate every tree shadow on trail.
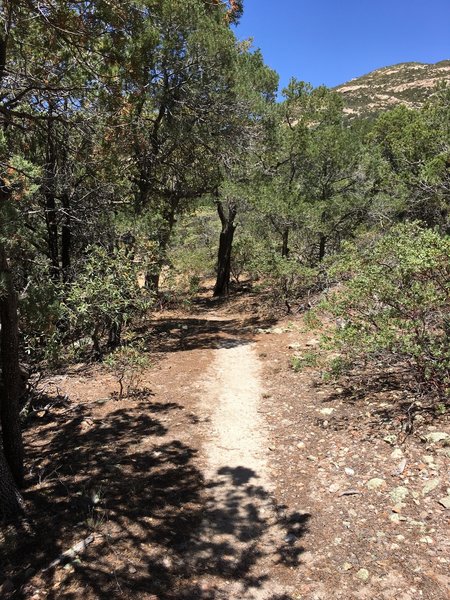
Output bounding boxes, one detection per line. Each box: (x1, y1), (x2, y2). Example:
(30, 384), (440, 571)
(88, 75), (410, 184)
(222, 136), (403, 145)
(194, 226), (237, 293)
(2, 395), (309, 599)
(142, 313), (277, 354)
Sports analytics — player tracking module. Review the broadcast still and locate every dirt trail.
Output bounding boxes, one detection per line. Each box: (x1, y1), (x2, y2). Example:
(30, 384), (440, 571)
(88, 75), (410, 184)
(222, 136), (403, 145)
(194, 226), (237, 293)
(191, 318), (291, 599)
(203, 340), (268, 481)
(5, 296), (448, 600)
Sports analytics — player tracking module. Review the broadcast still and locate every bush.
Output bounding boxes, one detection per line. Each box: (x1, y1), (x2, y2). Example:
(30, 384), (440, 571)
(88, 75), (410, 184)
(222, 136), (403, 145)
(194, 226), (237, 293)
(103, 345), (150, 399)
(290, 351), (319, 372)
(62, 246), (152, 355)
(323, 223), (450, 397)
(20, 262), (63, 363)
(251, 247), (322, 310)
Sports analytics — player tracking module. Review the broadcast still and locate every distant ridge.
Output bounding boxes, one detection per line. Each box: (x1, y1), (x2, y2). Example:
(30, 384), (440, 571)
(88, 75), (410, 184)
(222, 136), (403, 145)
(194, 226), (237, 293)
(334, 60), (450, 118)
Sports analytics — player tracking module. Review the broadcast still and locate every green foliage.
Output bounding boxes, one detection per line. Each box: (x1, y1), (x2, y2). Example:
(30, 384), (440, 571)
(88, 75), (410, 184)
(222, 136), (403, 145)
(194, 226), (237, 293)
(230, 231), (261, 283)
(250, 246), (322, 307)
(291, 351), (319, 372)
(62, 246), (152, 354)
(369, 91), (450, 229)
(323, 223), (450, 396)
(20, 263), (62, 363)
(103, 345), (150, 399)
(321, 356), (353, 382)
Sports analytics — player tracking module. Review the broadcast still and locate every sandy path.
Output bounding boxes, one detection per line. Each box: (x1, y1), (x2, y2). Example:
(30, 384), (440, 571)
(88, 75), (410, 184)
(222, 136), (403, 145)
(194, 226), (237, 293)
(204, 341), (268, 480)
(194, 336), (291, 599)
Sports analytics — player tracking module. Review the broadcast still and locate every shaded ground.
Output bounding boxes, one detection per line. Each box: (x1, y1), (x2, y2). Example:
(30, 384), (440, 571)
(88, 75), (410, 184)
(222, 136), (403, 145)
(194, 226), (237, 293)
(1, 291), (449, 599)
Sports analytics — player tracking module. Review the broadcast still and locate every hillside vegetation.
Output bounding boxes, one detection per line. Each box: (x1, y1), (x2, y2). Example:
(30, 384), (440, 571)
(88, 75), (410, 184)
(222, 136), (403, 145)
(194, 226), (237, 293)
(335, 60), (450, 117)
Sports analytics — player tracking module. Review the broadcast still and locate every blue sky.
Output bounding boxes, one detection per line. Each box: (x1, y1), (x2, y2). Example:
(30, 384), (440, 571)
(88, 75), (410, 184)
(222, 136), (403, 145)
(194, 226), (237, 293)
(234, 0), (450, 91)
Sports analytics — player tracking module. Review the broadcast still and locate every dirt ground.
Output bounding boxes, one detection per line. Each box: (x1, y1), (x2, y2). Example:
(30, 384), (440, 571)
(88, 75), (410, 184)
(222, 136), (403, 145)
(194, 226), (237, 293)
(1, 289), (449, 599)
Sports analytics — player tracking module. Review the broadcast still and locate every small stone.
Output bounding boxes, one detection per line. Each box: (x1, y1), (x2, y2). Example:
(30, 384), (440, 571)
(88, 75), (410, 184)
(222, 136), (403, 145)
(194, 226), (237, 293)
(356, 568), (370, 582)
(390, 448), (403, 460)
(390, 486), (409, 504)
(307, 455), (317, 462)
(383, 434), (397, 445)
(306, 338), (320, 346)
(271, 327), (285, 334)
(128, 565), (137, 574)
(420, 536), (434, 544)
(339, 489), (360, 497)
(425, 432), (449, 444)
(392, 458), (407, 476)
(390, 513), (406, 523)
(345, 467), (355, 476)
(422, 455), (435, 466)
(288, 343), (302, 350)
(329, 483), (340, 493)
(407, 518), (426, 529)
(320, 407), (335, 416)
(284, 533), (297, 543)
(367, 478), (386, 490)
(438, 496), (450, 509)
(297, 442), (305, 449)
(343, 562), (353, 571)
(422, 479), (440, 496)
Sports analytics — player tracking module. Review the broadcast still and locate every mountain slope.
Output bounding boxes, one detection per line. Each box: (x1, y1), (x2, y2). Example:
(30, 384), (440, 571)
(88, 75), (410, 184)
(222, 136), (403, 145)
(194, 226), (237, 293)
(334, 60), (450, 118)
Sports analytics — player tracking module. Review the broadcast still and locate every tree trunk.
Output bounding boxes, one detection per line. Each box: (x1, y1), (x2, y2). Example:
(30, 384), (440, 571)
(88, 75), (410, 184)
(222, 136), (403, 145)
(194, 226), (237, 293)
(108, 319), (122, 349)
(145, 199), (178, 294)
(0, 445), (24, 521)
(281, 227), (290, 258)
(318, 234), (327, 262)
(0, 18), (25, 501)
(145, 270), (160, 292)
(0, 242), (24, 487)
(213, 200), (237, 297)
(61, 193), (71, 282)
(44, 113), (59, 281)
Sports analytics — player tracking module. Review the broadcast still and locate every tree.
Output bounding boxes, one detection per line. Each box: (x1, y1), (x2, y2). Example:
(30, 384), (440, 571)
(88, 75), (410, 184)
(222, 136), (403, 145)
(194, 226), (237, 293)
(212, 47), (278, 296)
(0, 0), (129, 519)
(369, 87), (450, 231)
(252, 81), (370, 267)
(102, 0), (247, 291)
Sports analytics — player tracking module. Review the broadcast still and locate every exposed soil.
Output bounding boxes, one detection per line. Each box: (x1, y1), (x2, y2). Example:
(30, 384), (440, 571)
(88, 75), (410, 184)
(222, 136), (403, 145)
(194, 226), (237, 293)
(1, 290), (449, 599)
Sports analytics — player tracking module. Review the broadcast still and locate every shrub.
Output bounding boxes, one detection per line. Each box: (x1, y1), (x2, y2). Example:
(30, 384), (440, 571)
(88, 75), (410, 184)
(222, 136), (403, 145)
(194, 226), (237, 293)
(250, 247), (322, 310)
(62, 246), (152, 355)
(20, 262), (63, 363)
(323, 223), (450, 397)
(103, 345), (150, 399)
(291, 351), (319, 372)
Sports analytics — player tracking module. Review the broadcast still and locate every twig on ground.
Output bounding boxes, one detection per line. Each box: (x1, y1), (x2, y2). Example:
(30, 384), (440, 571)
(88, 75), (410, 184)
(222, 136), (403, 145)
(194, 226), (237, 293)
(42, 534), (95, 572)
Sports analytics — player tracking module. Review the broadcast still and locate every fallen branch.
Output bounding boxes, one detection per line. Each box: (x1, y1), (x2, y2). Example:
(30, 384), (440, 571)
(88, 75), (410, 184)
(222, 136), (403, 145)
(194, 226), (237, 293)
(42, 534), (94, 572)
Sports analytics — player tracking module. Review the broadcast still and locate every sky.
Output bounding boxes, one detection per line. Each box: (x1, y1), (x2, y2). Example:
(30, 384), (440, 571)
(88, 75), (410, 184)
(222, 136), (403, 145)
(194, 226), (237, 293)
(234, 0), (450, 92)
